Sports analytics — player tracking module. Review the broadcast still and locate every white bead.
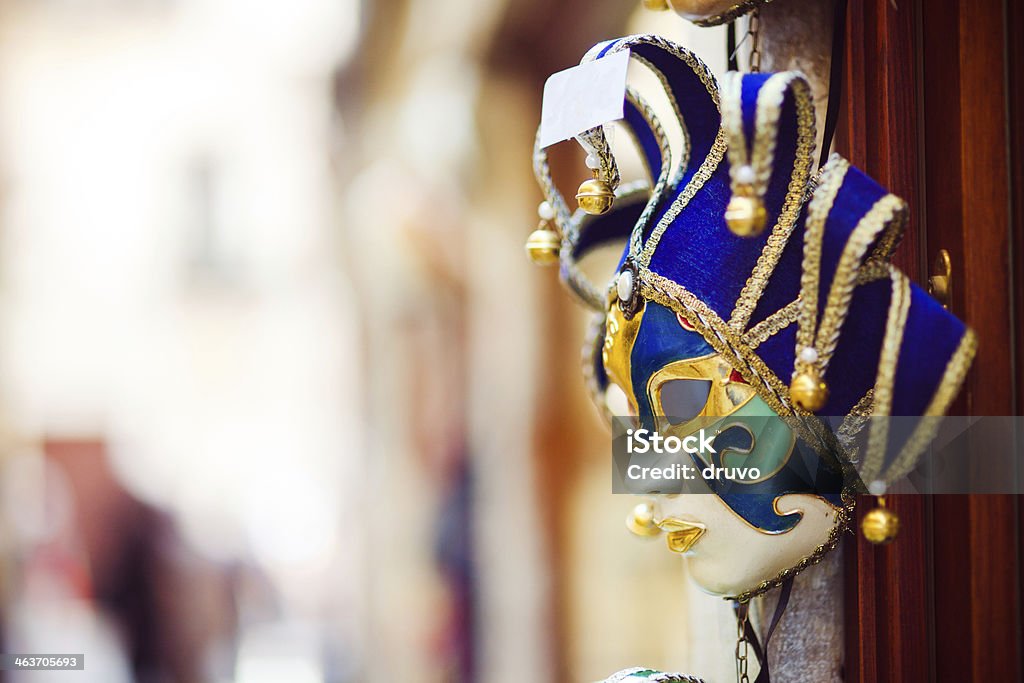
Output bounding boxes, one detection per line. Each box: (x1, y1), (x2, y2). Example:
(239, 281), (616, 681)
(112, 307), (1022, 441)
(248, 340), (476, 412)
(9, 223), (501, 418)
(868, 480), (887, 496)
(585, 154), (601, 170)
(799, 346), (819, 364)
(735, 164), (756, 185)
(538, 201), (554, 220)
(616, 269), (634, 302)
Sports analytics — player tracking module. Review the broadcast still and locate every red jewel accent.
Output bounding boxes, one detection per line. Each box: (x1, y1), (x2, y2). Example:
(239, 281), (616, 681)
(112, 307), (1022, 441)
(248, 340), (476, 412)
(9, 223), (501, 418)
(728, 369), (747, 385)
(676, 312), (696, 331)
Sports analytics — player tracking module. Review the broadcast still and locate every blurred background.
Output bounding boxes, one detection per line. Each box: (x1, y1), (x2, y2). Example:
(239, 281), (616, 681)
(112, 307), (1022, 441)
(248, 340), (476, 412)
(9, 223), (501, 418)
(0, 1), (737, 681)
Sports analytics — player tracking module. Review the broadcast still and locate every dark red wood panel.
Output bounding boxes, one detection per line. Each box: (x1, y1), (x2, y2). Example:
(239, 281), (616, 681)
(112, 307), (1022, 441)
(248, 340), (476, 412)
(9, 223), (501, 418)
(1010, 0), (1024, 675)
(842, 0), (1021, 679)
(919, 0), (1020, 679)
(836, 0), (923, 281)
(838, 1), (930, 680)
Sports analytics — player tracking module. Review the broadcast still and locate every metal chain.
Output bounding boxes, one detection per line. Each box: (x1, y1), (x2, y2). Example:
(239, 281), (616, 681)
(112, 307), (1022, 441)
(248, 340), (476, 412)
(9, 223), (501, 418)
(735, 604), (751, 683)
(749, 8), (761, 73)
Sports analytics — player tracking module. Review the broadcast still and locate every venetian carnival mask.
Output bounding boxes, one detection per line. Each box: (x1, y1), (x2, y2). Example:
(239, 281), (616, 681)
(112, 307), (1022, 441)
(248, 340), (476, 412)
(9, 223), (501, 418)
(529, 35), (976, 601)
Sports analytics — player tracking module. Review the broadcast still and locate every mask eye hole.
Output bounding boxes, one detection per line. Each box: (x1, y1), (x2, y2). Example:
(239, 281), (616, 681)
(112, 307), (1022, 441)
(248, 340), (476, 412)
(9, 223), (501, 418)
(658, 378), (711, 424)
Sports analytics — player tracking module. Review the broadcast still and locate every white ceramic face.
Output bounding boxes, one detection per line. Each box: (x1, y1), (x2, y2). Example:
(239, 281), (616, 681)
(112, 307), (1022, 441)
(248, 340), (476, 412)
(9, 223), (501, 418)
(653, 492), (839, 596)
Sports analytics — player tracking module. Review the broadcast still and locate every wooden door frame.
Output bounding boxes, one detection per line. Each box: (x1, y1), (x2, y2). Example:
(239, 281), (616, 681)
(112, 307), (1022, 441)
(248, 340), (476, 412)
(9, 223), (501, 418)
(838, 0), (1022, 680)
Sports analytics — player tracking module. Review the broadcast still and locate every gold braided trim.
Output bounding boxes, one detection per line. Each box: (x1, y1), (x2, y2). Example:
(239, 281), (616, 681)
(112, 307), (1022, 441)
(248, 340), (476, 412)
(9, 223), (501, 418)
(836, 389), (875, 464)
(813, 194), (907, 375)
(884, 329), (978, 482)
(839, 390), (875, 439)
(742, 298), (800, 349)
(690, 0), (771, 27)
(600, 36), (721, 137)
(871, 214), (904, 261)
(728, 486), (855, 603)
(795, 155), (849, 357)
(640, 268), (855, 471)
(859, 270), (912, 483)
(597, 86), (676, 306)
(856, 258), (893, 284)
(577, 126), (621, 190)
(728, 73), (817, 331)
(532, 126), (574, 238)
(923, 329), (977, 416)
(641, 269), (796, 417)
(722, 72), (811, 200)
(639, 285), (850, 490)
(720, 72), (746, 168)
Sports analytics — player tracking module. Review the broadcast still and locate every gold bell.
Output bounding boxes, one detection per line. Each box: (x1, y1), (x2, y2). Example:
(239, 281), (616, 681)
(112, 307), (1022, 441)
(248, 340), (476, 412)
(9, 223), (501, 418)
(861, 498), (900, 544)
(725, 194), (768, 237)
(626, 501), (661, 537)
(525, 226), (560, 265)
(576, 178), (615, 216)
(790, 371), (829, 412)
(641, 0), (671, 9)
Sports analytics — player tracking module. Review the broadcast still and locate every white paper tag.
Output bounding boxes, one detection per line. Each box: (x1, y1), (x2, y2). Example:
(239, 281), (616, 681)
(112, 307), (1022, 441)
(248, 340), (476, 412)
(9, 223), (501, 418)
(538, 49), (630, 149)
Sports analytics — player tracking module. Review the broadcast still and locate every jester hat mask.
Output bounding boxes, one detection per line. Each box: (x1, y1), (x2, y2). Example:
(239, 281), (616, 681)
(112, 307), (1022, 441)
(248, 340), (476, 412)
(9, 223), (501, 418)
(531, 35), (976, 601)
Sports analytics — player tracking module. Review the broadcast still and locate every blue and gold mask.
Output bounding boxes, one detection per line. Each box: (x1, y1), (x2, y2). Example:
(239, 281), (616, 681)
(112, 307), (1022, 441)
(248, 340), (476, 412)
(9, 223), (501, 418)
(531, 35), (976, 600)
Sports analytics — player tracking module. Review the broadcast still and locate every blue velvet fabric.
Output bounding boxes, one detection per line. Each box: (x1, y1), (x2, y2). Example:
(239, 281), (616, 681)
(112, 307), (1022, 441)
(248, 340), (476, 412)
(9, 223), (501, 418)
(593, 42), (970, 420)
(892, 287), (963, 415)
(646, 75), (802, 321)
(817, 170), (894, 294)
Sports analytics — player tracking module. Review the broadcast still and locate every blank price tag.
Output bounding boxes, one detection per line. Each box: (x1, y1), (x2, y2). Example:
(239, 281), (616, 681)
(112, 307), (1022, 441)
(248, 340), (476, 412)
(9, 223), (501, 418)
(538, 49), (630, 149)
